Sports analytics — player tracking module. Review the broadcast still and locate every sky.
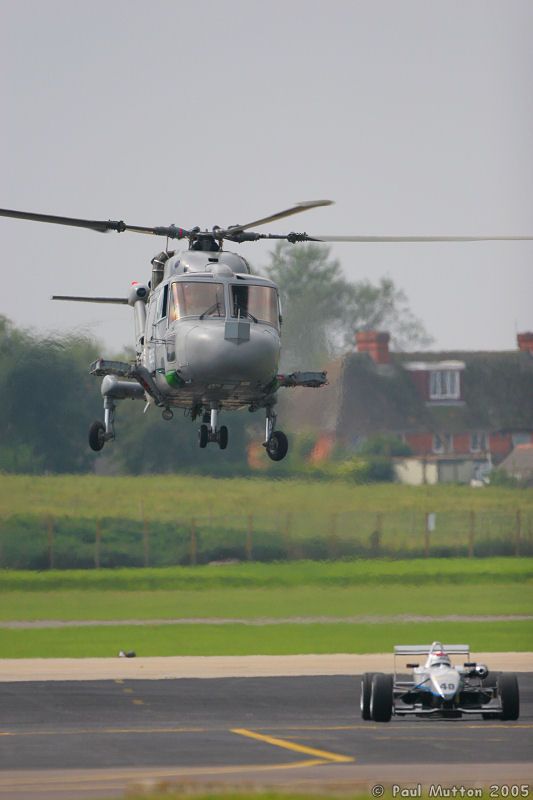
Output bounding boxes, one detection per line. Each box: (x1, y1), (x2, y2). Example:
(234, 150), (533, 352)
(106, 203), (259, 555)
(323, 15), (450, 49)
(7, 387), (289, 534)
(1, 0), (532, 354)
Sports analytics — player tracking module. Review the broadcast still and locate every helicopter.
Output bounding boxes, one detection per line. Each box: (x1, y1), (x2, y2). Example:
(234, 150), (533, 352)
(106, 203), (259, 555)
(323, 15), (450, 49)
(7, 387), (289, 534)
(1, 201), (532, 462)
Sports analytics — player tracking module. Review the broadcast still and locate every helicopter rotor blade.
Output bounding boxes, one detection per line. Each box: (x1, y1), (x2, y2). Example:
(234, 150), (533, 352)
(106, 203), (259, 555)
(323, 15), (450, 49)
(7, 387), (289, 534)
(52, 295), (129, 304)
(306, 234), (533, 242)
(219, 200), (334, 237)
(0, 208), (126, 234)
(0, 208), (190, 239)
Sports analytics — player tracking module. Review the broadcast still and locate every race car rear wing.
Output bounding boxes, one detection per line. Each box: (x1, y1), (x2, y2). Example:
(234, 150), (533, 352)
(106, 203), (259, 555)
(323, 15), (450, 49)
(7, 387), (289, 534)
(393, 644), (471, 681)
(394, 645), (470, 656)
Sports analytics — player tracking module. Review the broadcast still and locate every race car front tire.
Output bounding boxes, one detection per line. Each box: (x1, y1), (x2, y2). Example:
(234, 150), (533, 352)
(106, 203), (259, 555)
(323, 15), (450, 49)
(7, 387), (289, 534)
(498, 673), (519, 720)
(361, 672), (378, 720)
(371, 673), (393, 722)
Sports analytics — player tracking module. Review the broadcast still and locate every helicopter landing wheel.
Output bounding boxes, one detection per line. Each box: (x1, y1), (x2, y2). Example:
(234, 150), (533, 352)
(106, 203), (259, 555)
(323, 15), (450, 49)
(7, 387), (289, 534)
(218, 425), (228, 450)
(266, 430), (288, 462)
(89, 421), (106, 452)
(198, 424), (209, 448)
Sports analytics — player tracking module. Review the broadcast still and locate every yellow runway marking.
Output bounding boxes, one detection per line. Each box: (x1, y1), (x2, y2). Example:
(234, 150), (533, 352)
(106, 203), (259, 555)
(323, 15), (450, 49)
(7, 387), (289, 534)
(132, 699), (144, 705)
(122, 688), (134, 694)
(256, 724), (360, 731)
(231, 727), (353, 763)
(0, 726), (205, 737)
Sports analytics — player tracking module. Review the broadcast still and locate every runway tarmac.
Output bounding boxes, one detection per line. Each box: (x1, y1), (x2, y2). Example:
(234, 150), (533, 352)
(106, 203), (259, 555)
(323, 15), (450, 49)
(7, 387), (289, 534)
(1, 674), (532, 799)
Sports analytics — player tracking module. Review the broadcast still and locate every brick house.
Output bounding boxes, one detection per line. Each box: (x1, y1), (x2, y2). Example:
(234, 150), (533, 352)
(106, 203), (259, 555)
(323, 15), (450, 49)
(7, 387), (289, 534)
(280, 331), (533, 481)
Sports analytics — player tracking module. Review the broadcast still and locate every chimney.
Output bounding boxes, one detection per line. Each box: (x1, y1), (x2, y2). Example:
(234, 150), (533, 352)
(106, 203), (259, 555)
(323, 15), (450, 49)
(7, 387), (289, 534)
(355, 330), (390, 364)
(517, 332), (533, 354)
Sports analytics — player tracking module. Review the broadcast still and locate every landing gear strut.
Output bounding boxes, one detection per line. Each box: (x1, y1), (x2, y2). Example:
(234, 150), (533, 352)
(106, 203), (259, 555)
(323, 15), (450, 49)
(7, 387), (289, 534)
(263, 406), (288, 461)
(198, 405), (228, 450)
(88, 397), (116, 452)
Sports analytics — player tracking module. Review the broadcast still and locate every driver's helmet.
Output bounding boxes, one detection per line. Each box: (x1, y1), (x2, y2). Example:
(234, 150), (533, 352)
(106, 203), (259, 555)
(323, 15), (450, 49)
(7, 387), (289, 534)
(427, 648), (452, 668)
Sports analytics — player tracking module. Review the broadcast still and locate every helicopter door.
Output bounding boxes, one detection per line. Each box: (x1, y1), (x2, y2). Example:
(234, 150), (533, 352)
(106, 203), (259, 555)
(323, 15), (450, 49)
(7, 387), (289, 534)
(144, 295), (158, 372)
(153, 284), (169, 372)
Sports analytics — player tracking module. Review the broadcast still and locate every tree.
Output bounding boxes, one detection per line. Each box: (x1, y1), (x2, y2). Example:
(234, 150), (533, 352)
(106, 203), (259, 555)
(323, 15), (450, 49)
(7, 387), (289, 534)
(111, 400), (251, 476)
(0, 316), (102, 472)
(263, 242), (432, 370)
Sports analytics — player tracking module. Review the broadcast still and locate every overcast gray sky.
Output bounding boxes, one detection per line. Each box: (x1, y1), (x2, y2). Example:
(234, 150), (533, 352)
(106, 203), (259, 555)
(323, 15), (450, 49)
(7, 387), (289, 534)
(1, 0), (532, 353)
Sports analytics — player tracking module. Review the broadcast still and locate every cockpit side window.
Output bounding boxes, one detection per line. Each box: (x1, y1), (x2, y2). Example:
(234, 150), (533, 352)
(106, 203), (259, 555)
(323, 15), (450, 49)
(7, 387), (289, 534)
(231, 284), (279, 328)
(158, 284), (169, 320)
(169, 281), (225, 321)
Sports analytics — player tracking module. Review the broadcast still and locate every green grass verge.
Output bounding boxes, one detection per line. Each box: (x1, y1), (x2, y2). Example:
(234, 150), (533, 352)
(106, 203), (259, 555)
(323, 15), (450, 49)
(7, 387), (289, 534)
(1, 558), (531, 592)
(2, 477), (531, 568)
(124, 794), (385, 800)
(125, 794), (379, 800)
(2, 475), (531, 519)
(0, 583), (531, 621)
(1, 621), (531, 658)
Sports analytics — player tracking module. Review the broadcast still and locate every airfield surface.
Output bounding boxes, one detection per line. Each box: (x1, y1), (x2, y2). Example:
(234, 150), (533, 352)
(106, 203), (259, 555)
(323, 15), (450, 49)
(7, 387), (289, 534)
(0, 658), (532, 799)
(0, 652), (531, 681)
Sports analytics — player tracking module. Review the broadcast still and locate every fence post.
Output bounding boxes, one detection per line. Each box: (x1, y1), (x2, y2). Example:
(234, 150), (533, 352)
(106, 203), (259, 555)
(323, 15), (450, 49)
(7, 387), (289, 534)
(515, 509), (522, 557)
(370, 513), (382, 555)
(424, 513), (430, 558)
(328, 513), (338, 559)
(283, 512), (292, 560)
(95, 519), (101, 569)
(246, 514), (253, 561)
(190, 518), (197, 565)
(468, 510), (475, 558)
(47, 516), (54, 569)
(143, 515), (150, 569)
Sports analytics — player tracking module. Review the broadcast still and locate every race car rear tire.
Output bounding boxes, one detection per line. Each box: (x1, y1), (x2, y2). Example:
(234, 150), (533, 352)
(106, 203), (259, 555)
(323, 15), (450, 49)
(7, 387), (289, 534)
(498, 673), (519, 720)
(361, 672), (379, 720)
(371, 673), (393, 722)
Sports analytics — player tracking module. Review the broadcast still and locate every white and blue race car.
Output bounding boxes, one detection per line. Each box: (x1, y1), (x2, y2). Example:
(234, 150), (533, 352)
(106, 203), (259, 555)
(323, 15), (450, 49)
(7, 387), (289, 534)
(361, 641), (519, 722)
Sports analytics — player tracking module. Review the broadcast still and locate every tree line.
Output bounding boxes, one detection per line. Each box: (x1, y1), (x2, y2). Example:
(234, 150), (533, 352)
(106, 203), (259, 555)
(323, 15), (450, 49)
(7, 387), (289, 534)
(0, 245), (430, 474)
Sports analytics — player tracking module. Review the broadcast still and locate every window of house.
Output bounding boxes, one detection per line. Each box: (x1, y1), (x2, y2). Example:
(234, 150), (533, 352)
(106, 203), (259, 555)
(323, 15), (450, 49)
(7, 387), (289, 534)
(512, 432), (532, 447)
(429, 369), (460, 400)
(470, 431), (488, 452)
(433, 433), (453, 454)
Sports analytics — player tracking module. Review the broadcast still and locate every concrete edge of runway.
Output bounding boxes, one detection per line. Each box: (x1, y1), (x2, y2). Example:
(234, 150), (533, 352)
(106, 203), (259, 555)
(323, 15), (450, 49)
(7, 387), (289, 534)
(0, 652), (531, 681)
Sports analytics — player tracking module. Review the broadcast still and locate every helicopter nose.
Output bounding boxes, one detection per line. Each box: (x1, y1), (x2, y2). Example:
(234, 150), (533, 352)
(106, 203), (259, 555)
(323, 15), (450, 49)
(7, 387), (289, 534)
(182, 322), (280, 383)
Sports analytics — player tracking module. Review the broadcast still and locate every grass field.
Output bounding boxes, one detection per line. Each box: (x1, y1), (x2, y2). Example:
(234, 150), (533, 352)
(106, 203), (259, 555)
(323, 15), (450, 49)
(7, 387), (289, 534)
(1, 582), (532, 621)
(1, 475), (531, 519)
(124, 794), (382, 800)
(0, 559), (531, 657)
(1, 621), (532, 658)
(1, 557), (531, 591)
(1, 477), (531, 568)
(122, 794), (463, 800)
(119, 794), (484, 800)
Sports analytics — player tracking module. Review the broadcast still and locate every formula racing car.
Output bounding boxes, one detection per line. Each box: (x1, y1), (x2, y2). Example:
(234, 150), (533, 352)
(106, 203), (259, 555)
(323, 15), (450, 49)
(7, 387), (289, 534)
(360, 641), (519, 722)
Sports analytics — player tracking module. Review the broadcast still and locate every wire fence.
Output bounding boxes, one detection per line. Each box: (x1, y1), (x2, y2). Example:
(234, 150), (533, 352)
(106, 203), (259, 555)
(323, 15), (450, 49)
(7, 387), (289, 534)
(0, 508), (532, 570)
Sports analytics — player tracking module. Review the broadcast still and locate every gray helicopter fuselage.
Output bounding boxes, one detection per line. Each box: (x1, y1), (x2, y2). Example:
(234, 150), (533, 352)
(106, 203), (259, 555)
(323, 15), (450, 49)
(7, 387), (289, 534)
(136, 249), (281, 411)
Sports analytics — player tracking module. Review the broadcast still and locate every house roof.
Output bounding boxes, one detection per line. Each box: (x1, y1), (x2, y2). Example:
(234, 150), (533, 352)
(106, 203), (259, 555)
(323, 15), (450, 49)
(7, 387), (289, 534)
(280, 348), (533, 440)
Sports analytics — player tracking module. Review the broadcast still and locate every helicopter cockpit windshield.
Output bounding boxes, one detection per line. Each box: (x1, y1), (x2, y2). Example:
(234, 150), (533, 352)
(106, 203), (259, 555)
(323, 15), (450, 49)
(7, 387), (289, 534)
(169, 282), (225, 321)
(231, 285), (279, 328)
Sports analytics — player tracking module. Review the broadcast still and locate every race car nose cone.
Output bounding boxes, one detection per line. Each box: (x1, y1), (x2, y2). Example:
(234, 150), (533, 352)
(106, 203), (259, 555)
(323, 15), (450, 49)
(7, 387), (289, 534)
(431, 668), (460, 699)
